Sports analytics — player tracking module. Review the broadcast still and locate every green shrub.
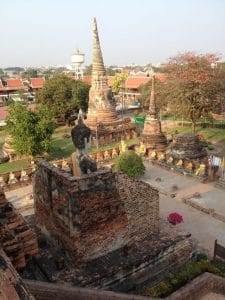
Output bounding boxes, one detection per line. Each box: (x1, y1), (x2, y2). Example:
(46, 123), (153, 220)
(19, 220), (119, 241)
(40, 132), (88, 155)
(207, 144), (214, 150)
(113, 150), (145, 177)
(195, 252), (208, 262)
(144, 281), (173, 298)
(142, 259), (223, 298)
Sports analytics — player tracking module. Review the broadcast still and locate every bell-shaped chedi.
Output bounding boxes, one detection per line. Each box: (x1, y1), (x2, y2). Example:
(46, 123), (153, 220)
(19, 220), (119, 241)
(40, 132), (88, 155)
(170, 133), (207, 160)
(86, 17), (118, 128)
(86, 18), (136, 145)
(141, 76), (167, 152)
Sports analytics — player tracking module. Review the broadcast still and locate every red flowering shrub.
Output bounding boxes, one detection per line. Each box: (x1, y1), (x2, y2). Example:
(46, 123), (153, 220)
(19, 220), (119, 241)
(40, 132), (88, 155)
(167, 212), (183, 225)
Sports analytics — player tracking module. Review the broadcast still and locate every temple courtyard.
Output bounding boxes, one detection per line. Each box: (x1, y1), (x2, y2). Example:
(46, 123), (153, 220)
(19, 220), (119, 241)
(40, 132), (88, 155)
(5, 162), (225, 259)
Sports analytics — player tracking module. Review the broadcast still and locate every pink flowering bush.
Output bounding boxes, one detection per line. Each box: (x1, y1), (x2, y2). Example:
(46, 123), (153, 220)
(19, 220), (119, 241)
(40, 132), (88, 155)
(167, 212), (183, 225)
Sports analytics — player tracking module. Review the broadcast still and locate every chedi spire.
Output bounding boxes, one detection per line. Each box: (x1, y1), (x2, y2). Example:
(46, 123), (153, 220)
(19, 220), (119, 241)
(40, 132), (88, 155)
(148, 76), (157, 118)
(92, 17), (105, 75)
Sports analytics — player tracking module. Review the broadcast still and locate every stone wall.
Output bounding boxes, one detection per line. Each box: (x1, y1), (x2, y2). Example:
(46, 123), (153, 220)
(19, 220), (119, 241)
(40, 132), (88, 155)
(34, 160), (160, 263)
(167, 272), (225, 300)
(0, 248), (34, 300)
(0, 190), (38, 270)
(25, 280), (154, 300)
(34, 161), (129, 262)
(116, 173), (159, 241)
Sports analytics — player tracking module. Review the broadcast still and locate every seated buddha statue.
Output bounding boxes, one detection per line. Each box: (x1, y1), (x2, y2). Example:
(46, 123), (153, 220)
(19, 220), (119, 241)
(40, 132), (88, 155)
(176, 159), (183, 167)
(112, 148), (118, 159)
(167, 156), (174, 164)
(0, 176), (6, 187)
(139, 142), (146, 156)
(8, 172), (18, 185)
(104, 150), (111, 161)
(195, 163), (206, 176)
(158, 153), (165, 162)
(20, 168), (29, 181)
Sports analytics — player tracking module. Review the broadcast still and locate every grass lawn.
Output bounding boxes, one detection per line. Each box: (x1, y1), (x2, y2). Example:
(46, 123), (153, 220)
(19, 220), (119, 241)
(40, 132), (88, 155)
(0, 124), (224, 174)
(0, 129), (6, 148)
(0, 159), (30, 174)
(0, 126), (138, 174)
(163, 126), (225, 143)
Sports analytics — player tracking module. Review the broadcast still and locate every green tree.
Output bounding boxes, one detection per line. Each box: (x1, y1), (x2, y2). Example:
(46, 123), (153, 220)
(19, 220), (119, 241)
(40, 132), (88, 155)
(161, 52), (224, 133)
(112, 72), (128, 94)
(6, 103), (55, 156)
(37, 74), (90, 121)
(113, 150), (145, 177)
(72, 80), (90, 112)
(22, 68), (38, 78)
(36, 74), (74, 121)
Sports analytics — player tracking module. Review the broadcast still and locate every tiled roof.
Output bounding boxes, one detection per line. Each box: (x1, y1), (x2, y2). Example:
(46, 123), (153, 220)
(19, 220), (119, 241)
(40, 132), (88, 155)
(83, 75), (92, 84)
(0, 107), (7, 120)
(125, 77), (151, 89)
(82, 75), (114, 86)
(107, 76), (114, 86)
(0, 80), (6, 91)
(30, 78), (45, 89)
(6, 79), (24, 90)
(0, 103), (36, 120)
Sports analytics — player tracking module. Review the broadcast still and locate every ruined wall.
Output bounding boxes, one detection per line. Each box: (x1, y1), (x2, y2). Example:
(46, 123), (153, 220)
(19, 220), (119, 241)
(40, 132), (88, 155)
(0, 190), (38, 270)
(34, 161), (129, 262)
(116, 173), (159, 241)
(34, 161), (160, 263)
(0, 248), (34, 300)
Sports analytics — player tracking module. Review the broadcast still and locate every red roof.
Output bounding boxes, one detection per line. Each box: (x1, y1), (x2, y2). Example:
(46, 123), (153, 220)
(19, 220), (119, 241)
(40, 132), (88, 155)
(0, 103), (36, 121)
(30, 78), (45, 89)
(0, 107), (7, 120)
(125, 77), (151, 89)
(83, 75), (92, 84)
(0, 80), (5, 91)
(6, 79), (24, 90)
(83, 75), (114, 86)
(107, 76), (114, 86)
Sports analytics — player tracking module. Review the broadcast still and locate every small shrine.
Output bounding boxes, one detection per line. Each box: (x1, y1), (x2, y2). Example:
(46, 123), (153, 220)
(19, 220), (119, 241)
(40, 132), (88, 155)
(85, 18), (135, 145)
(169, 133), (207, 160)
(141, 76), (167, 153)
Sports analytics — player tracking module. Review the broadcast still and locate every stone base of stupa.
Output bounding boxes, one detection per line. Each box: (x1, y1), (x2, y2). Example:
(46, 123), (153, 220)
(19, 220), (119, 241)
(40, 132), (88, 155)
(86, 117), (136, 146)
(169, 133), (207, 160)
(86, 108), (118, 130)
(141, 132), (167, 153)
(141, 119), (167, 152)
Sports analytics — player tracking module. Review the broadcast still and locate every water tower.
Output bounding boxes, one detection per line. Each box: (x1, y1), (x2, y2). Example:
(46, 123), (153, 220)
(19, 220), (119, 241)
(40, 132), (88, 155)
(71, 50), (85, 79)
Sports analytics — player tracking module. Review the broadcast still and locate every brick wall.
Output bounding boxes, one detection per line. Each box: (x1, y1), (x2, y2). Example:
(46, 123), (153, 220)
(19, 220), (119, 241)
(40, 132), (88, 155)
(116, 173), (159, 241)
(34, 161), (129, 262)
(25, 280), (155, 300)
(0, 248), (34, 300)
(0, 190), (38, 270)
(34, 161), (160, 262)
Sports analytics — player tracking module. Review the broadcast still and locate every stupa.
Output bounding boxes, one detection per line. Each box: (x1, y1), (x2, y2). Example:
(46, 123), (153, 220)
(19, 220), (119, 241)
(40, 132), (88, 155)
(141, 76), (167, 152)
(170, 133), (207, 160)
(86, 18), (135, 145)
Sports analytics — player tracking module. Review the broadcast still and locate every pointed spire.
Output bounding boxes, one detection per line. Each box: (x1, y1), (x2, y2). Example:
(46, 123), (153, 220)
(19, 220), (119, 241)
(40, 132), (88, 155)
(92, 17), (105, 74)
(149, 75), (157, 118)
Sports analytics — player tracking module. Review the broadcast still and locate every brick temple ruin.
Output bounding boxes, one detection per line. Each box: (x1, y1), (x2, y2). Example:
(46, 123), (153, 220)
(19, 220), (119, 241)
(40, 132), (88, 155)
(0, 190), (38, 270)
(141, 76), (167, 153)
(33, 155), (192, 292)
(85, 18), (136, 145)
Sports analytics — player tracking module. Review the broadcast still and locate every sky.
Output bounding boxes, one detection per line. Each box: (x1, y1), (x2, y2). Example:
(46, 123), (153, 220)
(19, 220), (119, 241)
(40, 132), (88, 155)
(1, 0), (225, 68)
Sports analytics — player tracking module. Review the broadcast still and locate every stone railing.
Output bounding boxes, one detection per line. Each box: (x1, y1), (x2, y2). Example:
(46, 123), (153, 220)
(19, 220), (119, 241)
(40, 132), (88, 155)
(0, 166), (34, 191)
(3, 141), (225, 191)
